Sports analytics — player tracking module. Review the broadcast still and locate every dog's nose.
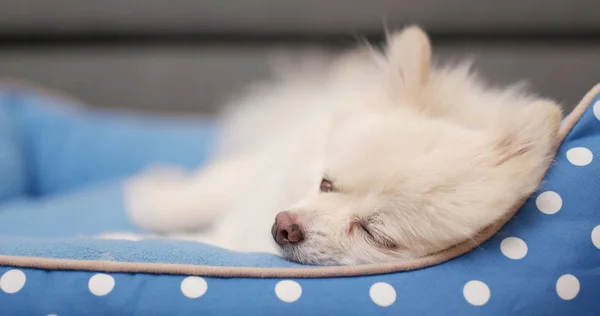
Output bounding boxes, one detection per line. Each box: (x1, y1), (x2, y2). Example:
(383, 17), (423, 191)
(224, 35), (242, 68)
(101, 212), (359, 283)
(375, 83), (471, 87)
(272, 211), (304, 245)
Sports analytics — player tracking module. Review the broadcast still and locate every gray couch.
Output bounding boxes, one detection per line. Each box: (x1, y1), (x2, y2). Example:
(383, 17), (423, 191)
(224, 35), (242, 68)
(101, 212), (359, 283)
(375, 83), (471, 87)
(1, 0), (598, 114)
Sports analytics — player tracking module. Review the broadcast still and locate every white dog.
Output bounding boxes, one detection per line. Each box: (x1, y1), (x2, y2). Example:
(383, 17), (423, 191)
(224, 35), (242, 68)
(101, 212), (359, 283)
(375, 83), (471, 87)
(112, 26), (562, 265)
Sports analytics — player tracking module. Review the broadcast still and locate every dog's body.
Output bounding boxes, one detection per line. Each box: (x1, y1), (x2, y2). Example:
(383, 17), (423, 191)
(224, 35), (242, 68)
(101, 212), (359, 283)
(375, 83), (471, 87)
(112, 27), (562, 265)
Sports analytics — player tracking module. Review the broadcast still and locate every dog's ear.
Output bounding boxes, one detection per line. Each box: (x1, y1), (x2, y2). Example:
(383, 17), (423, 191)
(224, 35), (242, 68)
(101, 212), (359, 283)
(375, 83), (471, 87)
(385, 26), (431, 101)
(492, 99), (562, 167)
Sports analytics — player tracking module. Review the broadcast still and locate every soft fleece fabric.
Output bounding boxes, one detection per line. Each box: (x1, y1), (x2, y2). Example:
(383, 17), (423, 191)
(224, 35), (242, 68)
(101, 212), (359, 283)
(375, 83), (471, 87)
(0, 84), (217, 197)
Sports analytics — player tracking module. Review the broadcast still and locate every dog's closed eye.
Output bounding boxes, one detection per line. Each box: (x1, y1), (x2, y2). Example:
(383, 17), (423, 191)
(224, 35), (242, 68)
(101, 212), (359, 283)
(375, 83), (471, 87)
(357, 221), (375, 239)
(353, 219), (400, 250)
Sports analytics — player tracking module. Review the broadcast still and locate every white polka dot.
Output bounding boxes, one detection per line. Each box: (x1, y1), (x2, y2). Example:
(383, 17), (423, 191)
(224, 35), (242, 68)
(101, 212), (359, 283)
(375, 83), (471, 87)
(592, 225), (600, 249)
(536, 191), (562, 214)
(500, 237), (528, 260)
(0, 269), (26, 294)
(88, 273), (115, 296)
(181, 276), (208, 299)
(593, 101), (600, 121)
(369, 282), (397, 307)
(556, 274), (580, 300)
(47, 314), (58, 316)
(275, 280), (302, 303)
(463, 280), (490, 306)
(566, 147), (593, 166)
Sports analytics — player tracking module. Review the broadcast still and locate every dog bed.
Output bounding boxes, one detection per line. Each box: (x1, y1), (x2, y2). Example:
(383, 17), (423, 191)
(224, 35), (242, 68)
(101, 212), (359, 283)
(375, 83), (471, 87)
(0, 82), (599, 315)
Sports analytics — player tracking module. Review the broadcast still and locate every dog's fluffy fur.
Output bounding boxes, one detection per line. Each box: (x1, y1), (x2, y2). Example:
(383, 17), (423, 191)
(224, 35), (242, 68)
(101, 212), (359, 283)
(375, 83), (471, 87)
(114, 26), (562, 265)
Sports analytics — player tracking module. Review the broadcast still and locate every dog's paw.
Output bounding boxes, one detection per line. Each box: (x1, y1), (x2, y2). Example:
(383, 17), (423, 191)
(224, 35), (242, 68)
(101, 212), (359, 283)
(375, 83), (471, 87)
(135, 165), (189, 184)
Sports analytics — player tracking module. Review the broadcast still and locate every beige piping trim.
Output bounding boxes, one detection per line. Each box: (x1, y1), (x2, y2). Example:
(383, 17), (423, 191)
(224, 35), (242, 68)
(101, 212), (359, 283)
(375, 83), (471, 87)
(1, 83), (599, 278)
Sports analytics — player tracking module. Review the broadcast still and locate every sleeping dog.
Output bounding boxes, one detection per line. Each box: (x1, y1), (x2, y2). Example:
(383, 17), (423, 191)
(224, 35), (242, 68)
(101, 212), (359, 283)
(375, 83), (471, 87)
(106, 26), (562, 265)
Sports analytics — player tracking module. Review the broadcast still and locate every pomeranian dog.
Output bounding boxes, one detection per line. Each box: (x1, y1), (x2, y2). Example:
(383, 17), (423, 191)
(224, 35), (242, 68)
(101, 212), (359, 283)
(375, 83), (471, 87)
(114, 26), (562, 265)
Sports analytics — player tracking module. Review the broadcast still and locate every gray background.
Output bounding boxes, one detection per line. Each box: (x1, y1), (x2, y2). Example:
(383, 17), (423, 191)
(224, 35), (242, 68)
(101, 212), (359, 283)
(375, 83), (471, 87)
(0, 0), (598, 114)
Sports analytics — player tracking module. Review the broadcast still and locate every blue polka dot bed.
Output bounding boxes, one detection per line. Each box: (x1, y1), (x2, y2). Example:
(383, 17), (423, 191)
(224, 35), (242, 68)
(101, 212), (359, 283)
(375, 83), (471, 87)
(0, 82), (599, 316)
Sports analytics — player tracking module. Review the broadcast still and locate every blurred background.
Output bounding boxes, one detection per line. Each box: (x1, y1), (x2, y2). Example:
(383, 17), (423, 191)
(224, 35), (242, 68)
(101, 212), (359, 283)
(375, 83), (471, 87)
(0, 0), (599, 114)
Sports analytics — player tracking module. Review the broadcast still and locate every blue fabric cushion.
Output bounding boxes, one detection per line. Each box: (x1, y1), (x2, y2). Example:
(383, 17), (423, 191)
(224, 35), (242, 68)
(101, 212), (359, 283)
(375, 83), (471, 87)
(0, 91), (28, 202)
(1, 87), (599, 315)
(2, 84), (217, 196)
(0, 181), (136, 238)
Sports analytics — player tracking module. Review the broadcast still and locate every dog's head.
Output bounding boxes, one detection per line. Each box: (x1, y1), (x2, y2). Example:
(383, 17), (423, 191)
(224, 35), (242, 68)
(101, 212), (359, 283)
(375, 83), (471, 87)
(272, 26), (562, 265)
